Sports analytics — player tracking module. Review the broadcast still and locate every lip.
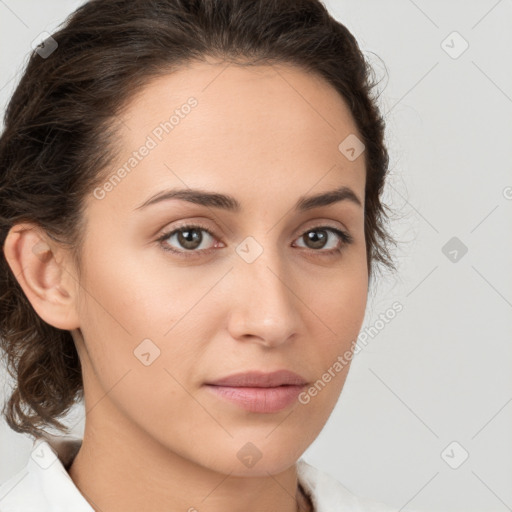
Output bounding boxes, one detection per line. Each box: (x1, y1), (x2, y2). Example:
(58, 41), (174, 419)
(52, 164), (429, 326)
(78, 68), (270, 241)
(204, 370), (308, 413)
(205, 370), (308, 387)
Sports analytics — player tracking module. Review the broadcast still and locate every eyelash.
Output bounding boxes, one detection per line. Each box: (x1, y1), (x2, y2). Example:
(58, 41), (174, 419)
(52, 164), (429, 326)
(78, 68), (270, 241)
(156, 222), (354, 259)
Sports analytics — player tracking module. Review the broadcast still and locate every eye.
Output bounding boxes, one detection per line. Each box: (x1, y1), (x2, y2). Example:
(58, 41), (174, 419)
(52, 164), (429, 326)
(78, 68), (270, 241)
(293, 226), (353, 255)
(157, 223), (220, 255)
(156, 223), (353, 258)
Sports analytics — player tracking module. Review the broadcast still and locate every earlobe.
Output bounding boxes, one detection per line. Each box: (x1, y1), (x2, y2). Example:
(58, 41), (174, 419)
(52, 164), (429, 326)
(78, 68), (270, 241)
(3, 223), (80, 330)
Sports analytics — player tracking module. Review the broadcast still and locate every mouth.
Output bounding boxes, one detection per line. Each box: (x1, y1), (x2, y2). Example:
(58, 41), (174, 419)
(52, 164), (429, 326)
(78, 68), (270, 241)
(205, 369), (308, 387)
(203, 370), (308, 413)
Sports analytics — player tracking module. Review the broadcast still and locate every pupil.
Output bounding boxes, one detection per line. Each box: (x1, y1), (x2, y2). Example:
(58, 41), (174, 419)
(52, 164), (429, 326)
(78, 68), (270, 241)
(178, 228), (202, 249)
(306, 230), (326, 249)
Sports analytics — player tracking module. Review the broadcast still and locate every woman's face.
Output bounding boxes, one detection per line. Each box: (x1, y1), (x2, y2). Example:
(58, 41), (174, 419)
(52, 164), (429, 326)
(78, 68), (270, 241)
(71, 60), (368, 475)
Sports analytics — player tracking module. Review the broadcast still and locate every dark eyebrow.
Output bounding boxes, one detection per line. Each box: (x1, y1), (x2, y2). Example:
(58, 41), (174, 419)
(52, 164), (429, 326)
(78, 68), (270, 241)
(134, 185), (363, 212)
(295, 186), (363, 211)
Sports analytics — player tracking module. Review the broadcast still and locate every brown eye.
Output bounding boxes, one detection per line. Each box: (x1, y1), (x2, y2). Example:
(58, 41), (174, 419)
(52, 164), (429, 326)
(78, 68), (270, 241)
(303, 229), (329, 249)
(156, 223), (353, 259)
(157, 224), (218, 254)
(175, 227), (204, 250)
(294, 226), (353, 254)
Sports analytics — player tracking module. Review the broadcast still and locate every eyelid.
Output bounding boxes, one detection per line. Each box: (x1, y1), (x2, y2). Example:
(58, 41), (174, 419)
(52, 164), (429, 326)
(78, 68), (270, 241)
(298, 219), (349, 237)
(156, 221), (353, 257)
(156, 221), (219, 254)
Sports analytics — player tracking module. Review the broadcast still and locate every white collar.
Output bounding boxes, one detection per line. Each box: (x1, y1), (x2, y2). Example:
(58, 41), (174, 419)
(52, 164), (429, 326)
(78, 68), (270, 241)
(0, 434), (398, 511)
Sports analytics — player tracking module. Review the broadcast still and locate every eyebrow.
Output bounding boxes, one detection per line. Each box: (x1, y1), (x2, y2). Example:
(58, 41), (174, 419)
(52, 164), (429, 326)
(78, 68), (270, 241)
(134, 185), (363, 212)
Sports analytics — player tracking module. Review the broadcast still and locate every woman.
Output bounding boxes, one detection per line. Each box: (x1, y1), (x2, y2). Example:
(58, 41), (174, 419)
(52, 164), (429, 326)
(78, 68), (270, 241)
(0, 0), (401, 510)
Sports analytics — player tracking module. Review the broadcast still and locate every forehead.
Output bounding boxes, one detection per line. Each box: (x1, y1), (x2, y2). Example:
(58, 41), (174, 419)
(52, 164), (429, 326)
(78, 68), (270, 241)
(90, 60), (366, 216)
(122, 59), (360, 147)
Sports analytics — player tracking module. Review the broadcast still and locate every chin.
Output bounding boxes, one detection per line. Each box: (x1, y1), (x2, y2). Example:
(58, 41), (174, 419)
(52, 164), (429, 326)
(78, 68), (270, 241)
(225, 439), (307, 477)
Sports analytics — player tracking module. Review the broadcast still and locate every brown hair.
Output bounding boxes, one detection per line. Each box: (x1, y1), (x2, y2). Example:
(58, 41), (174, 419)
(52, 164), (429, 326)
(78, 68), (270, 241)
(0, 0), (397, 439)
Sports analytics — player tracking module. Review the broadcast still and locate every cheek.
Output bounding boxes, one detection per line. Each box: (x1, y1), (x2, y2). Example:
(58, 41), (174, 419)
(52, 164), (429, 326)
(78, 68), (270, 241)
(78, 240), (201, 338)
(305, 267), (367, 397)
(75, 246), (215, 399)
(317, 265), (368, 339)
(75, 258), (206, 438)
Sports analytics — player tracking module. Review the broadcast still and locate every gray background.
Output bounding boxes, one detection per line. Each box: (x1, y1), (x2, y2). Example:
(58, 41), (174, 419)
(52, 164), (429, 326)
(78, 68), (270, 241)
(1, 1), (511, 511)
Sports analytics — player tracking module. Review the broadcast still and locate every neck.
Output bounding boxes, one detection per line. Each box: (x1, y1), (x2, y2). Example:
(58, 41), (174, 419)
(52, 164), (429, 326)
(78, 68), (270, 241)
(67, 397), (308, 512)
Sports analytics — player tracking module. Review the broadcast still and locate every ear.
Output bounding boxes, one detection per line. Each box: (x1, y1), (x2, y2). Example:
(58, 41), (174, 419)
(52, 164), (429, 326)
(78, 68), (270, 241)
(2, 223), (80, 330)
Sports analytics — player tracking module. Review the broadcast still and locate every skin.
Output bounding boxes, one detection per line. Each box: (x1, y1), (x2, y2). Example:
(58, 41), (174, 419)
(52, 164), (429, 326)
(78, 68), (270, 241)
(3, 60), (368, 512)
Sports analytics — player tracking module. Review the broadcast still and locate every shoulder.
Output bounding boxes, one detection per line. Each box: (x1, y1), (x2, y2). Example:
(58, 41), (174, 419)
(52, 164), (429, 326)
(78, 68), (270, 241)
(0, 436), (93, 512)
(0, 464), (43, 512)
(296, 459), (408, 512)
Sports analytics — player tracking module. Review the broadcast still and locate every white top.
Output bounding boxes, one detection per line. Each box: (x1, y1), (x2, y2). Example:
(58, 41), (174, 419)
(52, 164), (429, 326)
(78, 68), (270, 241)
(0, 434), (402, 511)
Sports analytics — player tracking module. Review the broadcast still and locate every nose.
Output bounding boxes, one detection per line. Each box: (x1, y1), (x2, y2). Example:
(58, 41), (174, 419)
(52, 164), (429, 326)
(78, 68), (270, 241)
(226, 244), (303, 348)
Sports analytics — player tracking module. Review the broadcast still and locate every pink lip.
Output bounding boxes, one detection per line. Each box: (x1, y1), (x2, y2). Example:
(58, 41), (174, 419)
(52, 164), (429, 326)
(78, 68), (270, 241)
(204, 385), (306, 413)
(205, 370), (308, 387)
(204, 370), (308, 413)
